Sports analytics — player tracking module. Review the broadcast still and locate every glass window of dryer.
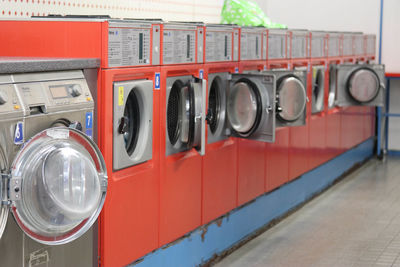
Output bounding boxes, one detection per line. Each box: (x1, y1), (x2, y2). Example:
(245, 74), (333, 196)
(312, 67), (325, 113)
(348, 68), (380, 103)
(9, 128), (107, 245)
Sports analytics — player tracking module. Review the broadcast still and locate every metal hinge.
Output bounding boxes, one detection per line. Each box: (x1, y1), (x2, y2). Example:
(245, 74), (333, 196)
(9, 177), (22, 201)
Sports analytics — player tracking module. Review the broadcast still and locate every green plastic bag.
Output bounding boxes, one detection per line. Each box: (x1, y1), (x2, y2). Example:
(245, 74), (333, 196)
(221, 0), (286, 28)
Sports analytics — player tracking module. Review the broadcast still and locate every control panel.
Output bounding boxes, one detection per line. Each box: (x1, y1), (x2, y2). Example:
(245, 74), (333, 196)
(268, 29), (288, 59)
(354, 33), (364, 56)
(107, 20), (161, 67)
(342, 32), (353, 56)
(240, 27), (267, 61)
(311, 32), (327, 58)
(205, 25), (238, 62)
(290, 30), (309, 59)
(13, 71), (94, 115)
(328, 32), (341, 57)
(0, 83), (24, 119)
(162, 22), (204, 65)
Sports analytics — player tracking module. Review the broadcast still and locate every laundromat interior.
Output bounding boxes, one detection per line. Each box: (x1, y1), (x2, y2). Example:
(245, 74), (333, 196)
(0, 0), (399, 266)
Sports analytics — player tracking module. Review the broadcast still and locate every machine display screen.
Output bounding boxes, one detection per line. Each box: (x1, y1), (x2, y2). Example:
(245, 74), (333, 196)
(139, 33), (144, 60)
(50, 86), (68, 99)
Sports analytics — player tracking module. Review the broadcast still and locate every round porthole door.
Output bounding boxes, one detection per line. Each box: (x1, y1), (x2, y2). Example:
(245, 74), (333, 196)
(312, 67), (325, 113)
(0, 146), (8, 240)
(227, 79), (262, 138)
(347, 68), (380, 103)
(276, 76), (307, 122)
(9, 127), (107, 245)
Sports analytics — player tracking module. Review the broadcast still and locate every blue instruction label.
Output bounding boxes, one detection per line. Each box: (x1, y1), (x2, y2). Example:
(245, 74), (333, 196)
(86, 129), (93, 139)
(234, 67), (239, 73)
(199, 69), (204, 79)
(155, 73), (160, 90)
(14, 122), (24, 144)
(86, 112), (93, 129)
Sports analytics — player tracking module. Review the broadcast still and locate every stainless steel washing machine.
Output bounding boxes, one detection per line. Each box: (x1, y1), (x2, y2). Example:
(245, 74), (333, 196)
(165, 76), (206, 156)
(206, 72), (276, 143)
(113, 80), (153, 170)
(330, 63), (385, 107)
(0, 65), (107, 266)
(261, 69), (307, 127)
(312, 65), (325, 113)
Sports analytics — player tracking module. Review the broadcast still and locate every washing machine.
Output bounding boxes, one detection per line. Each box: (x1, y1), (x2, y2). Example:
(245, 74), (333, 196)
(265, 28), (290, 192)
(331, 63), (384, 150)
(0, 63), (107, 267)
(97, 19), (162, 267)
(237, 26), (269, 205)
(202, 24), (239, 224)
(159, 21), (206, 245)
(287, 29), (311, 180)
(326, 31), (344, 158)
(309, 31), (328, 167)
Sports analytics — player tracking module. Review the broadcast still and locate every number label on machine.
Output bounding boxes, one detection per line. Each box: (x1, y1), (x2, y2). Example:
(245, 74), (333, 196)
(14, 121), (24, 144)
(86, 112), (93, 139)
(155, 73), (160, 90)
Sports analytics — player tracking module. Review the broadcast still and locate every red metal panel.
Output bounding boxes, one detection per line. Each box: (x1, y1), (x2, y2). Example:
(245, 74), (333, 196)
(288, 123), (309, 181)
(202, 63), (238, 224)
(0, 20), (102, 59)
(326, 108), (342, 160)
(99, 68), (160, 267)
(265, 127), (289, 192)
(309, 113), (327, 169)
(159, 65), (202, 246)
(237, 139), (266, 206)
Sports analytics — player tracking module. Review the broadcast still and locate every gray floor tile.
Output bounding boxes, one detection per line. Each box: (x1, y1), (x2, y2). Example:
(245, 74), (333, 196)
(214, 157), (400, 267)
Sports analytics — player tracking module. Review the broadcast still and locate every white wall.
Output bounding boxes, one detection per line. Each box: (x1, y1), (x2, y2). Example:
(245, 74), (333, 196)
(0, 0), (224, 23)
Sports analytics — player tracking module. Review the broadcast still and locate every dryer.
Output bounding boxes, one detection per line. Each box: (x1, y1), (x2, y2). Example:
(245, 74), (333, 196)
(98, 19), (162, 267)
(159, 21), (206, 245)
(202, 24), (239, 224)
(309, 31), (328, 167)
(237, 26), (269, 205)
(0, 66), (107, 267)
(326, 31), (343, 159)
(265, 28), (290, 193)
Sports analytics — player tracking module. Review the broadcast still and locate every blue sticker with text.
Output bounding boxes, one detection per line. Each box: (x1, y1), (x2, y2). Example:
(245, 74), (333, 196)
(14, 122), (24, 145)
(86, 129), (93, 139)
(155, 73), (160, 90)
(86, 112), (93, 129)
(199, 69), (204, 79)
(234, 67), (239, 73)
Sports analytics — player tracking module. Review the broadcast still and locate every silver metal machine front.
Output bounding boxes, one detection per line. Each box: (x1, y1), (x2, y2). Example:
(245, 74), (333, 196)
(331, 63), (385, 107)
(290, 29), (310, 59)
(312, 65), (325, 113)
(261, 69), (308, 127)
(268, 28), (289, 60)
(165, 75), (206, 156)
(0, 70), (108, 266)
(226, 73), (276, 142)
(311, 31), (327, 59)
(113, 80), (153, 170)
(240, 26), (267, 61)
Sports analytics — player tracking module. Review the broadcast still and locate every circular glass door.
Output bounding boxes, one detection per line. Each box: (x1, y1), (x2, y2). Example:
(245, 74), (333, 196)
(348, 69), (380, 103)
(227, 80), (261, 137)
(277, 76), (307, 122)
(328, 66), (337, 108)
(121, 90), (141, 156)
(10, 127), (107, 245)
(167, 80), (195, 148)
(208, 79), (221, 134)
(312, 68), (325, 113)
(0, 147), (8, 240)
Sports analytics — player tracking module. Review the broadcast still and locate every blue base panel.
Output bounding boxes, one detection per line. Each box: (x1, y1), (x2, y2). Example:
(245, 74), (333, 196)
(130, 138), (375, 267)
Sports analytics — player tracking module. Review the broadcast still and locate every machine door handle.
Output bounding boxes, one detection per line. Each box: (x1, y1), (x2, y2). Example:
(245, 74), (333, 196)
(205, 108), (213, 124)
(118, 116), (129, 134)
(69, 121), (83, 131)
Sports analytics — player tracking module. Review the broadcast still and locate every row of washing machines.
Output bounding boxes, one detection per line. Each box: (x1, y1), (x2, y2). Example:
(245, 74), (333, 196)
(0, 17), (383, 267)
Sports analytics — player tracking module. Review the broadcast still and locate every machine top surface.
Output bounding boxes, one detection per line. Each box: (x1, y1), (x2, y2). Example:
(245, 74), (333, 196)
(0, 57), (100, 74)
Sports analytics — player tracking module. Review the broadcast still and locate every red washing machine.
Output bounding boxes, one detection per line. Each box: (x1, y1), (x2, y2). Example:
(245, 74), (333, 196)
(265, 28), (290, 192)
(363, 34), (377, 141)
(159, 22), (207, 245)
(309, 31), (328, 168)
(97, 19), (162, 266)
(202, 24), (239, 224)
(326, 31), (344, 158)
(288, 29), (311, 181)
(237, 26), (268, 205)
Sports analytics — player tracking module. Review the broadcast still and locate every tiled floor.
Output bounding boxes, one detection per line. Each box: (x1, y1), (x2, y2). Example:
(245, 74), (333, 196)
(215, 157), (400, 267)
